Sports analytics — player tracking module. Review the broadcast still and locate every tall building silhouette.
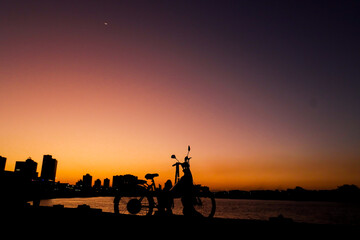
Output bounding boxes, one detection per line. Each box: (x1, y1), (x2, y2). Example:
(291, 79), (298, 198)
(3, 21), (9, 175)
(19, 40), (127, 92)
(0, 155), (6, 172)
(15, 157), (38, 179)
(94, 179), (101, 189)
(104, 178), (110, 188)
(83, 173), (92, 188)
(40, 155), (57, 181)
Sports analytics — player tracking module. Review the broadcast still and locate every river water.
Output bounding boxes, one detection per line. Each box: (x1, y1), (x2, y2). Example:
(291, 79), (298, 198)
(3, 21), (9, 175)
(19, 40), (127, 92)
(38, 197), (360, 225)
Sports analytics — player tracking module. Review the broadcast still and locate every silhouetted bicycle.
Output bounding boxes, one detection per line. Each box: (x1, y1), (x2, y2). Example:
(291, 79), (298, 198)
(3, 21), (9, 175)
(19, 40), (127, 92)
(114, 146), (216, 217)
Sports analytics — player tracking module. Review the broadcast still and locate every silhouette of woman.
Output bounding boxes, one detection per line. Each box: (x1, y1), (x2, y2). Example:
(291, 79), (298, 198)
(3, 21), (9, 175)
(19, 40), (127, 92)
(171, 162), (201, 217)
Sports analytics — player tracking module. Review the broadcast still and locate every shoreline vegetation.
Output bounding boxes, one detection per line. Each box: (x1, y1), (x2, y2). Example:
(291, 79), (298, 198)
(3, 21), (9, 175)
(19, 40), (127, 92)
(214, 184), (360, 202)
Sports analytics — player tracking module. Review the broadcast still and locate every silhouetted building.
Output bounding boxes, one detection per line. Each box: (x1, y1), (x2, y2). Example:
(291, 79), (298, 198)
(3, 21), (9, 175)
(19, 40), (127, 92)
(75, 179), (83, 188)
(83, 174), (92, 188)
(40, 155), (57, 181)
(14, 157), (38, 179)
(94, 179), (101, 189)
(112, 175), (120, 188)
(103, 178), (110, 188)
(0, 155), (6, 172)
(112, 174), (138, 188)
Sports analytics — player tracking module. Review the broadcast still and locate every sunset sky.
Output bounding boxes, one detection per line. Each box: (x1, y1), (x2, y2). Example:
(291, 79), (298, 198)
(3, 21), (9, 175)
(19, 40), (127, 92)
(1, 1), (359, 190)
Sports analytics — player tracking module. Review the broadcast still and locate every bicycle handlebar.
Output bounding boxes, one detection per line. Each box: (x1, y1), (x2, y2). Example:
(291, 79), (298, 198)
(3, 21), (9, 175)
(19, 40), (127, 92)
(172, 162), (181, 167)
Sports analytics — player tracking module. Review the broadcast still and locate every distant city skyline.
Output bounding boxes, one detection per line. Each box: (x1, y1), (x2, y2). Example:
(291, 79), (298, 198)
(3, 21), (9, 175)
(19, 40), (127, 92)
(2, 154), (58, 181)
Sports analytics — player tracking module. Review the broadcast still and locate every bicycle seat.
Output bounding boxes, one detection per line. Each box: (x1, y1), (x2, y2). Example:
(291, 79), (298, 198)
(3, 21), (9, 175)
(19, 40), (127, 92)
(145, 173), (159, 180)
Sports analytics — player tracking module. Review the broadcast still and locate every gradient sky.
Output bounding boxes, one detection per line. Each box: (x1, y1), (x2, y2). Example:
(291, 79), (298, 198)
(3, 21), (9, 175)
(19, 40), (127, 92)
(1, 0), (359, 190)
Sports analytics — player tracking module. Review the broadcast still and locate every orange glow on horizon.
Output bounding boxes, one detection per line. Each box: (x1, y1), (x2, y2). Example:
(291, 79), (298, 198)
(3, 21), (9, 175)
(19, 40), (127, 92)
(1, 67), (360, 190)
(1, 1), (360, 191)
(2, 145), (360, 191)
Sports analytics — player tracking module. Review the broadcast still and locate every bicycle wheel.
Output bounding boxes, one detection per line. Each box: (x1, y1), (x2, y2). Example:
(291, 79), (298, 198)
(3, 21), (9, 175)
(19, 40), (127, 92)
(114, 195), (154, 216)
(193, 191), (216, 218)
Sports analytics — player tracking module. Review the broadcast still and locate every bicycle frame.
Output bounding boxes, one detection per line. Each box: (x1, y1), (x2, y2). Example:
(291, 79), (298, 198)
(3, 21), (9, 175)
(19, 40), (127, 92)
(139, 177), (159, 208)
(146, 178), (157, 192)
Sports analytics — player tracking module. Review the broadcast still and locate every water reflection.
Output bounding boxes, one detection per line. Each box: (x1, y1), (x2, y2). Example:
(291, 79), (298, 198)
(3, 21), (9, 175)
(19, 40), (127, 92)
(38, 197), (360, 225)
(40, 197), (185, 216)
